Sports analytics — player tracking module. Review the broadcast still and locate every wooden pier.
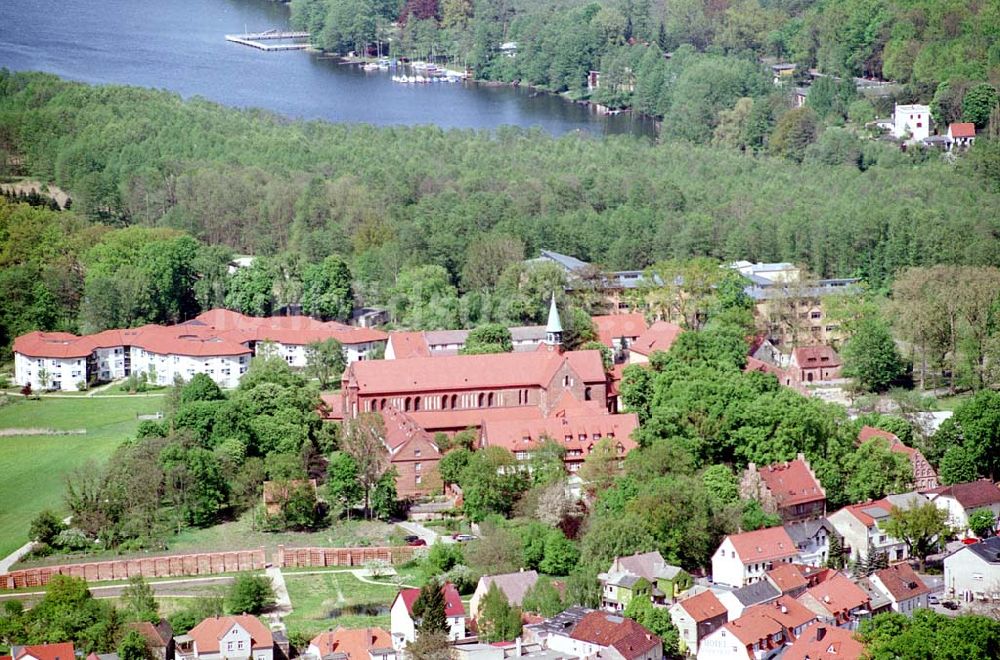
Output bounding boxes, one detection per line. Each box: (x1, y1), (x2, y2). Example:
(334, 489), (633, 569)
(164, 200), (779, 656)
(225, 30), (310, 51)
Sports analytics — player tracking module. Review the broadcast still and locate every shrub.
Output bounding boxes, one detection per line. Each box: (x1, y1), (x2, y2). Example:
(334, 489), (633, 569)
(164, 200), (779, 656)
(226, 574), (275, 615)
(29, 510), (66, 545)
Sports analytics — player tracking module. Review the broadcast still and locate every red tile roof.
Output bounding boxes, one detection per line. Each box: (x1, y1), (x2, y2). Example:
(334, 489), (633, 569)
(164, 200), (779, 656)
(872, 563), (929, 602)
(629, 321), (683, 357)
(792, 346), (842, 368)
(406, 406), (544, 433)
(320, 394), (345, 421)
(570, 611), (661, 660)
(387, 332), (432, 359)
(344, 350), (606, 395)
(934, 480), (1000, 509)
(757, 458), (825, 508)
(12, 643), (75, 660)
(481, 413), (638, 459)
(126, 621), (172, 648)
(857, 425), (899, 444)
(837, 498), (894, 527)
(766, 564), (809, 594)
(783, 625), (864, 660)
(746, 596), (815, 631)
(309, 627), (392, 659)
(721, 608), (785, 647)
(949, 122), (976, 138)
(593, 314), (648, 348)
(727, 526), (798, 563)
(799, 574), (869, 617)
(186, 615), (273, 653)
(397, 583), (465, 618)
(676, 590), (727, 623)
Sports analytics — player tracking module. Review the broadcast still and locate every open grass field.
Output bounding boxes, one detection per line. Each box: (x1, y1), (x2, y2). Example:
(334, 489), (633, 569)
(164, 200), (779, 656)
(0, 395), (165, 558)
(283, 570), (408, 640)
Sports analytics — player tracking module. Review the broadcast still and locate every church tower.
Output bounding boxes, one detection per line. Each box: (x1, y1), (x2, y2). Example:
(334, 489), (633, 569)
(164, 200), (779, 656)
(545, 293), (563, 347)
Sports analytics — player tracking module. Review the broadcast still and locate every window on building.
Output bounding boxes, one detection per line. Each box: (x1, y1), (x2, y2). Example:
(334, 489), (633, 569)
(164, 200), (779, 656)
(414, 448), (421, 457)
(415, 463), (421, 472)
(415, 475), (422, 485)
(810, 312), (821, 319)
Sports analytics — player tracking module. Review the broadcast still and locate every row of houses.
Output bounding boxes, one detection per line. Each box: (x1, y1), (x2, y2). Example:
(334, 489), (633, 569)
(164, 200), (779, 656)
(13, 308), (387, 392)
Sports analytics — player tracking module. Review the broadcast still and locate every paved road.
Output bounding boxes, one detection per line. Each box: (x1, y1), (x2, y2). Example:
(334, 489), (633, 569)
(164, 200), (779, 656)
(396, 521), (454, 545)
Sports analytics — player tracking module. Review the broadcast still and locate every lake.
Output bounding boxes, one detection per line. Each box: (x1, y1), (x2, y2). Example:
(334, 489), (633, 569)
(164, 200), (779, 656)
(0, 0), (656, 137)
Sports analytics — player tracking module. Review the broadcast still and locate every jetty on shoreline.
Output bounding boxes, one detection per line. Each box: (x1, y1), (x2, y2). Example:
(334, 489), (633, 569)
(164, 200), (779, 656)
(225, 29), (310, 51)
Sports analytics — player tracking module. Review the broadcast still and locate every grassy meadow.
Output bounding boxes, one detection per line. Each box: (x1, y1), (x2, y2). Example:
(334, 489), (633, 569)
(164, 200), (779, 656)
(0, 395), (165, 558)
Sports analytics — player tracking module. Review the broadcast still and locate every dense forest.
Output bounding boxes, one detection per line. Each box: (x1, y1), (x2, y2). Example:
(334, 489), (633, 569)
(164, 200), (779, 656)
(290, 0), (1000, 114)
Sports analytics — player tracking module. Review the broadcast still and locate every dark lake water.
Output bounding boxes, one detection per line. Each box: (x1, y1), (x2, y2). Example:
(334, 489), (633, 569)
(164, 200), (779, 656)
(0, 0), (656, 137)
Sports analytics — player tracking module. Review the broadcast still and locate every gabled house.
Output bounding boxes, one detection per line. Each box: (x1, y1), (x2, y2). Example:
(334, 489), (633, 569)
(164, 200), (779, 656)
(174, 615), (274, 660)
(6, 643), (76, 660)
(892, 104), (931, 142)
(740, 455), (826, 523)
(627, 322), (684, 364)
(716, 581), (781, 621)
(669, 590), (728, 657)
(788, 346), (842, 383)
(784, 518), (836, 567)
(600, 551), (690, 609)
(593, 314), (648, 363)
(943, 536), (1000, 601)
(795, 574), (871, 630)
(827, 498), (909, 563)
(858, 426), (939, 490)
(696, 598), (813, 660)
(469, 570), (539, 619)
(948, 122), (976, 148)
(390, 583), (466, 649)
(712, 527), (799, 588)
(869, 564), (929, 615)
(764, 564), (810, 598)
(380, 406), (443, 498)
(925, 480), (1000, 538)
(781, 625), (864, 660)
(540, 610), (663, 660)
(307, 627), (394, 660)
(127, 620), (175, 660)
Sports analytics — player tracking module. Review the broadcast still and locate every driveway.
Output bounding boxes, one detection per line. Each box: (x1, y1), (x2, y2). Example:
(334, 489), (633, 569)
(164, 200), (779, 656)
(396, 521), (453, 545)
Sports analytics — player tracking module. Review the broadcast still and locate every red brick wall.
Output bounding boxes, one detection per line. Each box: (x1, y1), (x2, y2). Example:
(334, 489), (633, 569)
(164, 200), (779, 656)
(0, 548), (266, 590)
(276, 545), (418, 568)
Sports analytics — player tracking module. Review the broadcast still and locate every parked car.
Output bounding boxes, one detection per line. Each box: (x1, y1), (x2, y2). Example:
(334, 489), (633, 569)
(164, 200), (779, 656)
(452, 533), (476, 542)
(928, 595), (940, 605)
(406, 537), (427, 546)
(942, 600), (960, 610)
(403, 534), (419, 543)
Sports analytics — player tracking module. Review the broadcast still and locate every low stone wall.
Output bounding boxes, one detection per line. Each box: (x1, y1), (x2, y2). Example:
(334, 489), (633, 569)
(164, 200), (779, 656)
(0, 548), (266, 590)
(277, 545), (417, 568)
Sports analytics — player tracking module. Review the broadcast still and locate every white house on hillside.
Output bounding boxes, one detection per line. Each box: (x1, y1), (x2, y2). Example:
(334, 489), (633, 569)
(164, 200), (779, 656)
(926, 481), (1000, 538)
(390, 584), (465, 650)
(892, 104), (931, 142)
(711, 527), (799, 588)
(174, 615), (273, 660)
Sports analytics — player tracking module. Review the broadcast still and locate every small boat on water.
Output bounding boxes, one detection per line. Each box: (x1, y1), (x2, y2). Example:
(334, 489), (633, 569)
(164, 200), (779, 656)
(362, 62), (380, 72)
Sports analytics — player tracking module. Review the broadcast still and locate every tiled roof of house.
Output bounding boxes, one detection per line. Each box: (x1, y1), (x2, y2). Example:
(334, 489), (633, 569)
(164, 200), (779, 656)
(480, 571), (539, 607)
(857, 425), (900, 445)
(387, 332), (432, 358)
(727, 526), (798, 563)
(406, 406), (544, 432)
(836, 498), (895, 528)
(783, 625), (864, 660)
(872, 563), (930, 602)
(397, 583), (465, 618)
(614, 550), (681, 582)
(798, 574), (869, 617)
(629, 321), (683, 357)
(757, 458), (826, 508)
(766, 564), (810, 594)
(481, 413), (638, 458)
(11, 643), (75, 660)
(720, 608), (785, 647)
(934, 480), (1000, 509)
(730, 580), (781, 607)
(193, 308), (387, 346)
(593, 314), (648, 347)
(187, 615), (272, 653)
(570, 611), (661, 660)
(308, 627), (391, 660)
(792, 345), (842, 368)
(126, 620), (172, 648)
(344, 350), (606, 394)
(675, 590), (727, 623)
(745, 596), (815, 631)
(949, 122), (976, 138)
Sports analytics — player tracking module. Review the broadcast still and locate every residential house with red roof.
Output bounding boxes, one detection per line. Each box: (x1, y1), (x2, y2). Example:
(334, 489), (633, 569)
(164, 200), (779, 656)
(782, 625), (863, 660)
(858, 426), (939, 490)
(669, 590), (728, 656)
(869, 563), (929, 616)
(947, 122), (976, 149)
(13, 308), (387, 392)
(925, 480), (1000, 538)
(696, 596), (814, 660)
(593, 314), (648, 363)
(627, 322), (684, 364)
(379, 405), (443, 497)
(173, 615), (274, 660)
(741, 455), (826, 523)
(542, 610), (663, 660)
(481, 412), (638, 473)
(788, 346), (842, 383)
(127, 620), (174, 660)
(4, 643), (76, 660)
(390, 583), (466, 649)
(712, 527), (800, 588)
(307, 627), (395, 660)
(827, 496), (913, 564)
(795, 574), (871, 630)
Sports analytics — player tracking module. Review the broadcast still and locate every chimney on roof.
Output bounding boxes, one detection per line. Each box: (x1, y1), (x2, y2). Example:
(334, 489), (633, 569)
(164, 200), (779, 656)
(816, 626), (826, 641)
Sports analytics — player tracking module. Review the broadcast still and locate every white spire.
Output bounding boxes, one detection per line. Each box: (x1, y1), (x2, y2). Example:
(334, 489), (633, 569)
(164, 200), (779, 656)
(545, 293), (563, 346)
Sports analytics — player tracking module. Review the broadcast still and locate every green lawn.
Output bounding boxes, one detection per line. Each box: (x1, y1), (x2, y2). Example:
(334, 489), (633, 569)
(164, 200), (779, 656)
(283, 571), (405, 639)
(0, 396), (164, 558)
